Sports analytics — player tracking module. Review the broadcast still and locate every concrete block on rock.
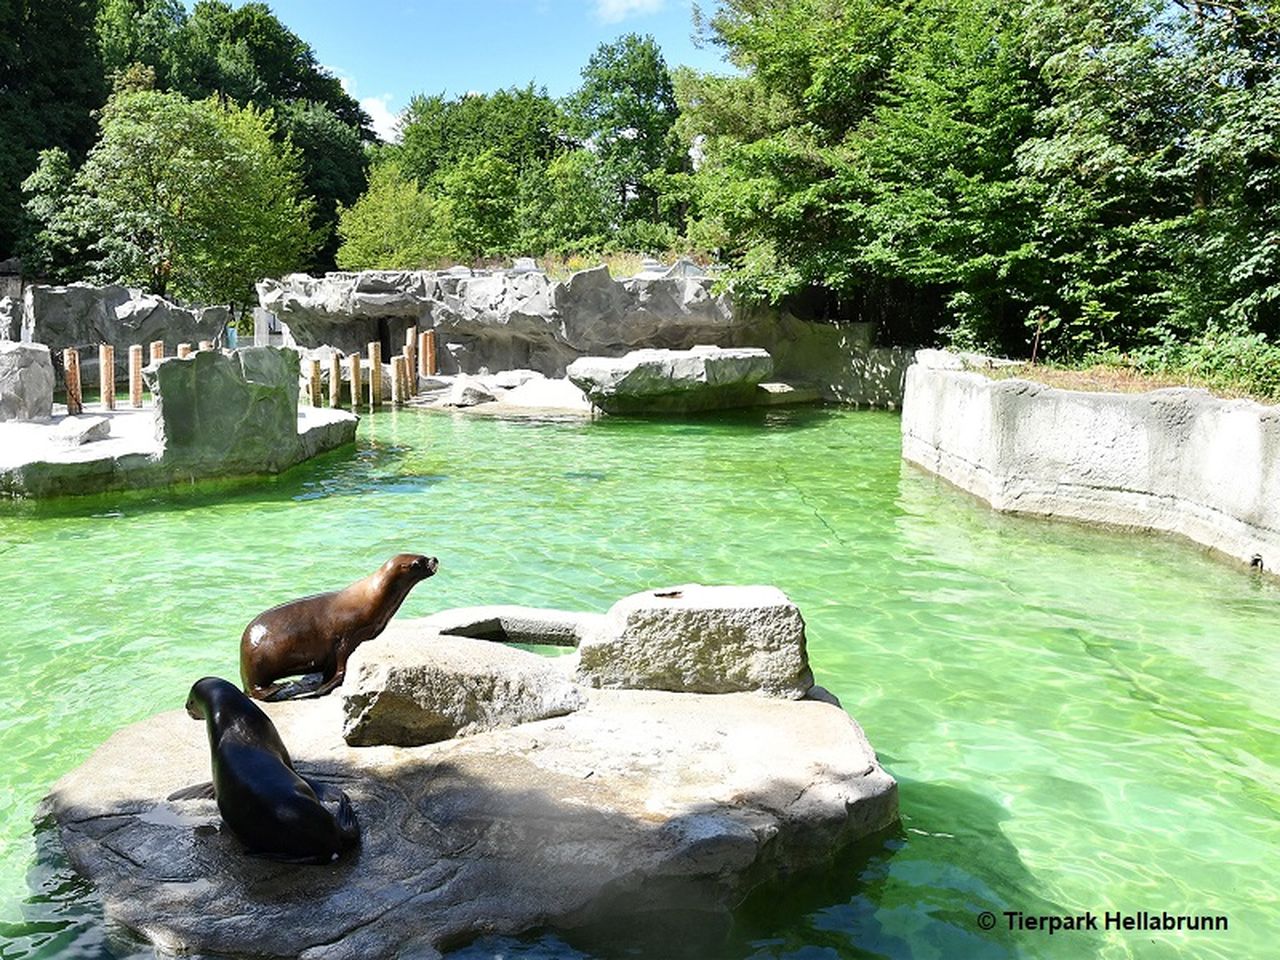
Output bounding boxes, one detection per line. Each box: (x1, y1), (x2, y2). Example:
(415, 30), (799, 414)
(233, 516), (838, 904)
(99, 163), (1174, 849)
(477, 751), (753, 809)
(575, 584), (814, 698)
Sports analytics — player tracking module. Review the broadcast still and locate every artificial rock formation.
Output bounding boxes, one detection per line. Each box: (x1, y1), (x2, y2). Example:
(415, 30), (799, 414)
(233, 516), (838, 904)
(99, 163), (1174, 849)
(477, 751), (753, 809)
(575, 584), (815, 698)
(258, 267), (913, 405)
(20, 284), (228, 384)
(567, 346), (775, 414)
(41, 587), (894, 957)
(342, 628), (585, 746)
(902, 349), (1280, 574)
(43, 687), (895, 959)
(0, 341), (54, 421)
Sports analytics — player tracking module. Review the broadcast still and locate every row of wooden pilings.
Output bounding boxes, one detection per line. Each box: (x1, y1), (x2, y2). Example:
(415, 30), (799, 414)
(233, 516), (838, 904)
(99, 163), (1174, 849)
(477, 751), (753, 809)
(60, 329), (441, 416)
(302, 328), (438, 410)
(62, 339), (215, 415)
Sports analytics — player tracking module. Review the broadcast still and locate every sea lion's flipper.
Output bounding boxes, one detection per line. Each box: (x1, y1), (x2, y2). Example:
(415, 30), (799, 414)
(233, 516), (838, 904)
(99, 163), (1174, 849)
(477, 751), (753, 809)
(307, 778), (361, 845)
(260, 673), (325, 702)
(167, 781), (216, 801)
(334, 792), (361, 845)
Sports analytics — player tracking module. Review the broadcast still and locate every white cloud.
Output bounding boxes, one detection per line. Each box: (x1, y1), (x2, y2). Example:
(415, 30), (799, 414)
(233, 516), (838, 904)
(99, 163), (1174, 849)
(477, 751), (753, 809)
(361, 94), (402, 143)
(595, 0), (666, 23)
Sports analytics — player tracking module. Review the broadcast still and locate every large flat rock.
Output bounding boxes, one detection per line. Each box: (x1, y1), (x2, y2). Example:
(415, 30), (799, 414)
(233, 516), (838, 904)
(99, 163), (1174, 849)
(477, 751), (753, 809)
(41, 686), (897, 959)
(567, 346), (775, 414)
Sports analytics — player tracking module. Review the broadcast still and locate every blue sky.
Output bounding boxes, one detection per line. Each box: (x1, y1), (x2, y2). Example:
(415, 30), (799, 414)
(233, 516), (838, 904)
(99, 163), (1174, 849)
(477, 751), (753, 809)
(242, 1), (735, 140)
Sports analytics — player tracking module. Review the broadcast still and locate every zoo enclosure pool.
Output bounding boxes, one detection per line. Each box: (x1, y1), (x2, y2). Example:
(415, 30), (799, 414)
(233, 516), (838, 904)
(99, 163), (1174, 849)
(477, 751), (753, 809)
(0, 406), (1276, 959)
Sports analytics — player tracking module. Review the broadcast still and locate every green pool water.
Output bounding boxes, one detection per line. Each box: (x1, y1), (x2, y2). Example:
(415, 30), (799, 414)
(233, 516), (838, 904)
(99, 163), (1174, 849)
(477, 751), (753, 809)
(1, 407), (1277, 959)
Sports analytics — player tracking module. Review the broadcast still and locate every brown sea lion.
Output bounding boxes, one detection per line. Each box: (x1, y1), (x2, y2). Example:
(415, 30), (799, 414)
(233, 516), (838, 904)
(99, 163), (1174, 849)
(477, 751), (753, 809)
(240, 553), (438, 700)
(171, 677), (360, 863)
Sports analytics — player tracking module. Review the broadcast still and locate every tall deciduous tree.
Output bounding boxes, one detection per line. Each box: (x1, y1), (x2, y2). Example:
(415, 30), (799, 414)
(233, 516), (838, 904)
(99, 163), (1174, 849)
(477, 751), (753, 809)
(441, 149), (519, 259)
(336, 158), (448, 270)
(0, 0), (104, 258)
(563, 33), (684, 224)
(398, 85), (562, 187)
(26, 88), (316, 305)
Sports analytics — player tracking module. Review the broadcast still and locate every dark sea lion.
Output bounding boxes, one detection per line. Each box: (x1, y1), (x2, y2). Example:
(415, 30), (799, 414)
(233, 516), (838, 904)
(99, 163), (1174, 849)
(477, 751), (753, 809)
(172, 676), (360, 863)
(241, 553), (438, 700)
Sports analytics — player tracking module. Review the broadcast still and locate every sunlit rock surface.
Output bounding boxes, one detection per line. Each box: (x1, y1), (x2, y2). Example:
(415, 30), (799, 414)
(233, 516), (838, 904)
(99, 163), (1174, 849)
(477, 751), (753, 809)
(42, 681), (895, 959)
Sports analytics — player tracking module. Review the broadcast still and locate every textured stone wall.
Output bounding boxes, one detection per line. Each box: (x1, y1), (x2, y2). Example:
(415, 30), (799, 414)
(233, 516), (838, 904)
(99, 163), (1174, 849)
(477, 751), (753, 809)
(901, 350), (1280, 573)
(258, 267), (912, 405)
(21, 283), (228, 384)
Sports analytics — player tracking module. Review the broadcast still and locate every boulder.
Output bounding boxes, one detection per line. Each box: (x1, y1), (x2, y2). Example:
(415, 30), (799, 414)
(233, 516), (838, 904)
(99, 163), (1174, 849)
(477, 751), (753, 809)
(342, 630), (586, 746)
(52, 415), (111, 446)
(0, 341), (54, 421)
(146, 346), (305, 471)
(491, 368), (544, 390)
(501, 376), (592, 412)
(566, 346), (774, 414)
(575, 584), (814, 699)
(42, 683), (896, 959)
(441, 375), (496, 407)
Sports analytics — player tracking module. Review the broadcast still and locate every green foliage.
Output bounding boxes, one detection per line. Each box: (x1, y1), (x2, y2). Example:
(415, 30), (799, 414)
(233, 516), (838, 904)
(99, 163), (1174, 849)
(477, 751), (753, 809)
(564, 34), (684, 223)
(0, 0), (104, 257)
(441, 150), (519, 259)
(24, 89), (316, 304)
(17, 148), (82, 277)
(1092, 326), (1280, 401)
(399, 85), (562, 186)
(684, 0), (1280, 360)
(275, 101), (370, 270)
(177, 1), (369, 134)
(517, 150), (613, 254)
(97, 0), (189, 90)
(335, 159), (448, 270)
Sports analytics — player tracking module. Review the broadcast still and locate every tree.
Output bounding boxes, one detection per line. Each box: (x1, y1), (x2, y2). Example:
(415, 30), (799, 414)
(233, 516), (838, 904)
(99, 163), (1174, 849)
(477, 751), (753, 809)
(97, 0), (189, 90)
(398, 85), (562, 187)
(25, 88), (316, 304)
(563, 34), (684, 224)
(441, 150), (519, 259)
(335, 158), (448, 270)
(0, 0), (104, 258)
(276, 101), (370, 271)
(517, 149), (613, 253)
(178, 1), (370, 135)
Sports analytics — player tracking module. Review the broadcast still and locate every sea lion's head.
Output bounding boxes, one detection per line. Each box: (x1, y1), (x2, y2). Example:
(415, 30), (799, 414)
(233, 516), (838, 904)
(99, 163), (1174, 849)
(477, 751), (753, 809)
(383, 553), (439, 584)
(186, 676), (239, 719)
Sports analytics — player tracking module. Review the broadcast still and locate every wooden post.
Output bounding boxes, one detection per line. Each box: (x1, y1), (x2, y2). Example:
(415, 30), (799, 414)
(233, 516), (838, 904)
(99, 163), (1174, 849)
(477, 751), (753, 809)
(307, 358), (322, 407)
(177, 343), (192, 358)
(391, 355), (405, 405)
(417, 330), (430, 378)
(129, 344), (144, 407)
(349, 354), (363, 410)
(63, 348), (82, 415)
(149, 340), (164, 363)
(98, 344), (115, 410)
(404, 328), (417, 393)
(329, 352), (342, 408)
(423, 329), (437, 375)
(368, 342), (382, 407)
(198, 340), (213, 352)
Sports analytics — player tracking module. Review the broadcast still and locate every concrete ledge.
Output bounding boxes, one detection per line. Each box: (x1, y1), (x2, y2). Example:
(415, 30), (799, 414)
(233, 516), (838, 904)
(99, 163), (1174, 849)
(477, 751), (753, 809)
(0, 405), (356, 498)
(901, 351), (1280, 573)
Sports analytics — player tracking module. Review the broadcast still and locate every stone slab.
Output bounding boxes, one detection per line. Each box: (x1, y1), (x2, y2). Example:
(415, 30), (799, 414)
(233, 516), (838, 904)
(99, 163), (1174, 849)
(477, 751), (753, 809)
(42, 686), (896, 959)
(342, 632), (586, 746)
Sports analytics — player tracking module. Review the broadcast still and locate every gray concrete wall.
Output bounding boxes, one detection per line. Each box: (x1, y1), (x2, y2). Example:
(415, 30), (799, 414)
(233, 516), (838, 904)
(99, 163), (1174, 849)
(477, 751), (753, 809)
(901, 350), (1280, 573)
